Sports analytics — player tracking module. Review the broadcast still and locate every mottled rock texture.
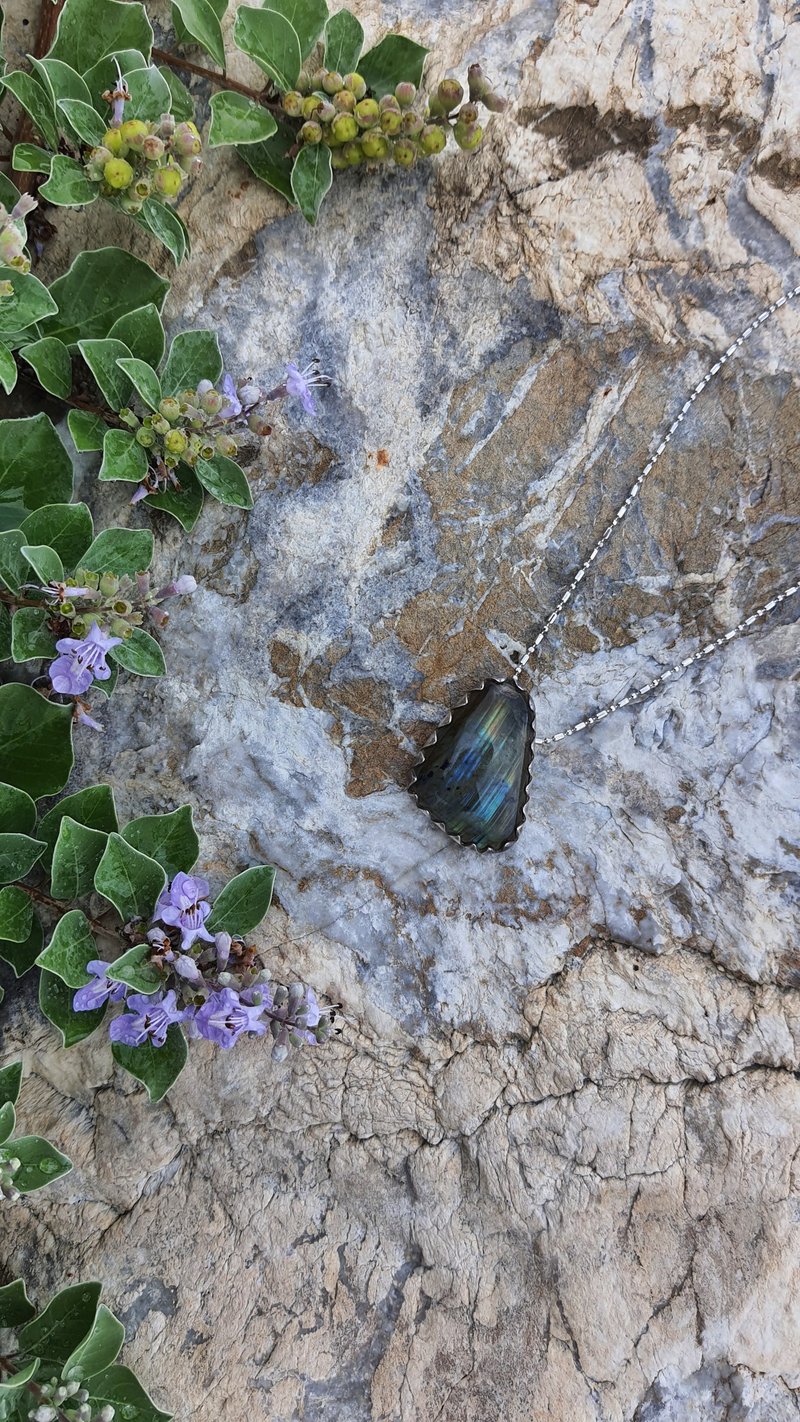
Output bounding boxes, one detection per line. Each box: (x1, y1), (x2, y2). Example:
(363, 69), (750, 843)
(2, 0), (800, 1418)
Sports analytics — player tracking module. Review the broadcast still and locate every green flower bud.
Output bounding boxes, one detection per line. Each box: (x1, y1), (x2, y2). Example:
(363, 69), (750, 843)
(392, 138), (417, 167)
(164, 429), (188, 455)
(355, 97), (380, 128)
(467, 63), (507, 110)
(103, 157), (134, 189)
(300, 120), (323, 145)
(282, 89), (304, 117)
(103, 128), (128, 156)
(395, 82), (417, 108)
(59, 600), (76, 616)
(159, 397), (181, 421)
(419, 123), (447, 155)
(458, 103), (480, 127)
(316, 100), (336, 123)
(142, 134), (165, 161)
(344, 72), (367, 98)
(302, 94), (323, 119)
(215, 433), (238, 458)
(135, 427), (156, 447)
(331, 112), (358, 143)
(154, 165), (182, 198)
(380, 107), (403, 135)
(119, 408), (139, 428)
(164, 452), (179, 469)
(173, 121), (202, 156)
(119, 194), (143, 214)
(152, 416), (170, 435)
(361, 130), (390, 160)
(199, 388), (223, 415)
(330, 148), (349, 170)
(200, 441), (215, 459)
(247, 411), (272, 436)
(110, 618), (133, 638)
(133, 175), (152, 199)
(322, 70), (343, 94)
(119, 119), (150, 150)
(454, 122), (483, 151)
(99, 573), (118, 598)
(342, 139), (363, 166)
(112, 598), (133, 616)
(437, 78), (464, 112)
(402, 112), (424, 137)
(179, 389), (198, 406)
(333, 89), (356, 113)
(379, 94), (401, 113)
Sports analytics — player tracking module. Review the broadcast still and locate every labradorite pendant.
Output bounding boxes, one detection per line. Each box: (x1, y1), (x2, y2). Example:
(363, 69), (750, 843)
(409, 678), (536, 852)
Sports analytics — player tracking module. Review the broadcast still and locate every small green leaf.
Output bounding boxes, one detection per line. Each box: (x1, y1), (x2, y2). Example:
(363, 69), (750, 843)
(0, 602), (10, 660)
(108, 303), (166, 368)
(0, 782), (36, 834)
(12, 142), (53, 173)
(110, 627), (166, 677)
(207, 864), (276, 935)
(0, 1278), (36, 1328)
(0, 884), (33, 942)
(62, 1305), (125, 1383)
(0, 70), (59, 150)
(35, 908), (97, 987)
(0, 1357), (41, 1396)
(208, 90), (277, 147)
(19, 1281), (102, 1373)
(291, 141), (332, 225)
(42, 248), (170, 347)
(88, 1363), (173, 1422)
(138, 197), (189, 267)
(144, 469), (204, 529)
(11, 607), (56, 662)
(0, 272), (59, 337)
(20, 503), (93, 568)
(239, 119), (296, 201)
(98, 428), (149, 484)
(0, 1062), (23, 1109)
(195, 454), (254, 509)
(0, 340), (17, 395)
(0, 831), (46, 883)
(68, 409), (108, 452)
(51, 817), (110, 900)
(12, 1134), (73, 1193)
(123, 64), (173, 121)
(0, 683), (74, 799)
(31, 55), (93, 108)
(0, 530), (28, 591)
(37, 785), (118, 865)
(48, 0), (153, 71)
(39, 967), (106, 1046)
(116, 356), (162, 410)
(158, 65), (194, 122)
(80, 526), (153, 576)
(94, 832), (166, 922)
(0, 912), (43, 975)
(265, 0), (328, 59)
(106, 942), (162, 994)
(39, 155), (99, 207)
(78, 337), (134, 410)
(172, 0), (224, 65)
(0, 1099), (15, 1143)
(233, 6), (303, 91)
(359, 34), (429, 98)
(112, 1024), (187, 1105)
(324, 7), (363, 75)
(122, 805), (199, 876)
(0, 414), (73, 510)
(19, 336), (73, 399)
(21, 543), (64, 584)
(57, 97), (106, 145)
(160, 329), (222, 395)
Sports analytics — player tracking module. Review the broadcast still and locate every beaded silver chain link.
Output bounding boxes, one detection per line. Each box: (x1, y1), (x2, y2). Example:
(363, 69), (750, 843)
(517, 286), (800, 748)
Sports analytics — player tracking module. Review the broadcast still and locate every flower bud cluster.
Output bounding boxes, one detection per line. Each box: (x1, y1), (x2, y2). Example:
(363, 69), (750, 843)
(83, 106), (202, 214)
(26, 1377), (115, 1422)
(30, 567), (197, 641)
(0, 1152), (21, 1201)
(284, 62), (507, 171)
(0, 193), (37, 274)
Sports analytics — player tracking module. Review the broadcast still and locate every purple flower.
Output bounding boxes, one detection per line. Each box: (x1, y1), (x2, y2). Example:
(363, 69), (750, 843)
(154, 872), (215, 950)
(73, 960), (128, 1012)
(194, 987), (266, 1048)
(49, 622), (122, 696)
(10, 194), (36, 222)
(214, 932), (231, 972)
(173, 953), (202, 983)
(75, 705), (104, 732)
(284, 361), (331, 416)
(108, 989), (186, 1047)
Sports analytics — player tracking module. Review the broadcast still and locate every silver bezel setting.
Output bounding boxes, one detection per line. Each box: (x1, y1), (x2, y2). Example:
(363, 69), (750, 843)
(407, 676), (536, 852)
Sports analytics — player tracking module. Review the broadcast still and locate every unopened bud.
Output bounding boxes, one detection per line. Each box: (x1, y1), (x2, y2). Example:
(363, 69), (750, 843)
(361, 130), (390, 160)
(173, 121), (202, 156)
(322, 70), (343, 94)
(331, 112), (358, 143)
(342, 140), (363, 166)
(437, 78), (464, 112)
(316, 100), (336, 123)
(454, 121), (483, 151)
(158, 112), (176, 138)
(458, 103), (480, 127)
(419, 123), (447, 155)
(355, 97), (380, 128)
(380, 107), (403, 136)
(302, 94), (322, 120)
(299, 120), (323, 145)
(215, 433), (238, 458)
(247, 412), (272, 436)
(199, 388), (223, 415)
(282, 90), (304, 117)
(142, 135), (165, 161)
(103, 157), (133, 189)
(164, 429), (188, 455)
(395, 81), (417, 108)
(402, 112), (424, 137)
(392, 138), (417, 167)
(344, 72), (366, 98)
(159, 397), (181, 422)
(154, 165), (182, 198)
(119, 119), (149, 150)
(238, 381), (261, 406)
(333, 89), (356, 113)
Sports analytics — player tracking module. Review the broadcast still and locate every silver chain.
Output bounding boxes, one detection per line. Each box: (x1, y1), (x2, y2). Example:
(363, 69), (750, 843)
(517, 285), (800, 745)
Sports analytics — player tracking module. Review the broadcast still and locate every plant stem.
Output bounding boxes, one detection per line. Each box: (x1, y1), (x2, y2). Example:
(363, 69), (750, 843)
(16, 882), (124, 942)
(151, 47), (284, 111)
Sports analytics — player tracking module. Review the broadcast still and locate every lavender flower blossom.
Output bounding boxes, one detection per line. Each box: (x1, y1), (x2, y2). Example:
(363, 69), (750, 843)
(73, 960), (128, 1012)
(284, 361), (331, 416)
(108, 989), (186, 1047)
(75, 705), (104, 732)
(194, 987), (266, 1048)
(153, 872), (215, 950)
(49, 622), (122, 696)
(10, 194), (36, 222)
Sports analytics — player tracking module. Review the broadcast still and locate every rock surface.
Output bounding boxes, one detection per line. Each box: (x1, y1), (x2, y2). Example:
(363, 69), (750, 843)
(2, 0), (800, 1418)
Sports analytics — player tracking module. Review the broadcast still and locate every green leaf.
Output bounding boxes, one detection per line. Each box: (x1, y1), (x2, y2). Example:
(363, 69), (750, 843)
(172, 0), (224, 65)
(0, 70), (58, 150)
(20, 503), (93, 568)
(87, 1366), (172, 1422)
(94, 832), (166, 922)
(0, 912), (43, 976)
(0, 1357), (41, 1397)
(160, 329), (222, 395)
(42, 248), (170, 347)
(57, 98), (106, 145)
(0, 1279), (36, 1328)
(115, 356), (161, 410)
(0, 601), (10, 660)
(49, 0), (153, 71)
(359, 34), (429, 98)
(38, 785), (118, 865)
(144, 468), (204, 529)
(81, 48), (148, 106)
(105, 942), (162, 994)
(233, 6), (302, 91)
(12, 142), (53, 173)
(0, 271), (59, 336)
(0, 341), (17, 395)
(290, 141), (332, 225)
(0, 1099), (16, 1143)
(0, 1062), (23, 1109)
(11, 607), (56, 662)
(39, 154), (98, 207)
(0, 507), (26, 533)
(208, 90), (277, 147)
(68, 409), (108, 452)
(80, 526), (153, 576)
(194, 454), (253, 509)
(324, 8), (363, 74)
(51, 817), (110, 900)
(62, 1305), (124, 1383)
(207, 864), (276, 935)
(19, 336), (73, 399)
(138, 196), (190, 266)
(112, 1024), (187, 1106)
(12, 1134), (73, 1193)
(123, 64), (173, 121)
(264, 0), (328, 60)
(108, 304), (165, 368)
(21, 543), (64, 584)
(109, 627), (166, 677)
(39, 966), (106, 1045)
(239, 121), (296, 201)
(98, 428), (149, 484)
(0, 884), (33, 941)
(0, 684), (74, 799)
(0, 782), (36, 834)
(0, 415), (73, 510)
(122, 805), (199, 876)
(31, 56), (93, 108)
(0, 531), (30, 591)
(78, 338), (134, 410)
(158, 66), (195, 122)
(19, 1282), (102, 1373)
(0, 832), (46, 882)
(35, 908), (96, 987)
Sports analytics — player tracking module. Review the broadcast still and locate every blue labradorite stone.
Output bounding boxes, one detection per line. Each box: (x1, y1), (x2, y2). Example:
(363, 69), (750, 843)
(411, 680), (535, 851)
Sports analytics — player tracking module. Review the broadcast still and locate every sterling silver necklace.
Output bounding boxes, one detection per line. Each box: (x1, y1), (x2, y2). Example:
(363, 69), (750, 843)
(409, 287), (800, 852)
